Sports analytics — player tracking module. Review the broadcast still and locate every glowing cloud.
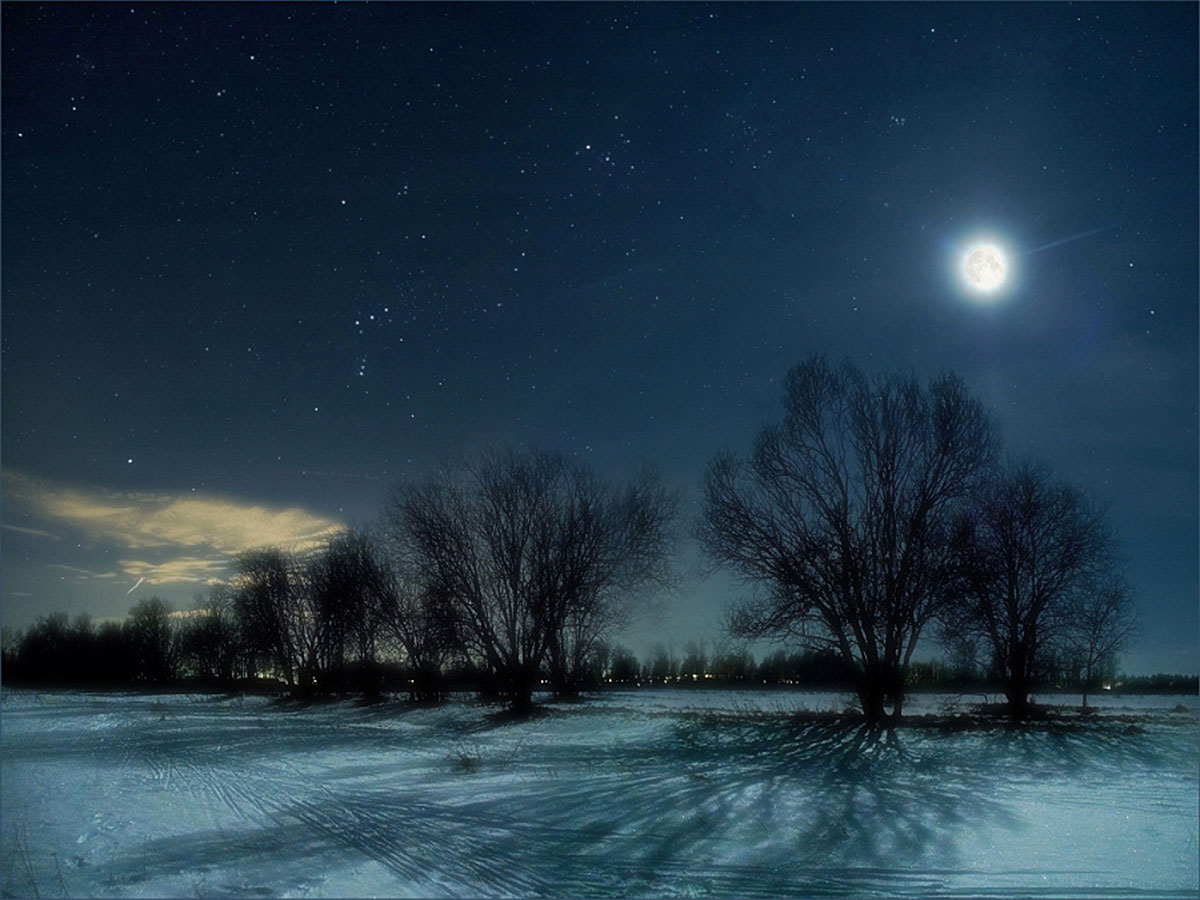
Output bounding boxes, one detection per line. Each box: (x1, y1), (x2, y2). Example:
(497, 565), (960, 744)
(118, 557), (231, 585)
(2, 469), (346, 587)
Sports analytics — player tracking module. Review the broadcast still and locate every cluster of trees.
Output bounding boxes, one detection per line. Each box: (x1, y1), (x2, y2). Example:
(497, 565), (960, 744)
(227, 531), (400, 696)
(1, 597), (182, 687)
(700, 356), (1142, 721)
(3, 450), (678, 711)
(383, 450), (677, 709)
(194, 451), (676, 709)
(4, 357), (1149, 723)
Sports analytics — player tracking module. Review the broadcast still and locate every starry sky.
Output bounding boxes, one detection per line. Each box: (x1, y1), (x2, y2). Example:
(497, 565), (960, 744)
(3, 2), (1196, 674)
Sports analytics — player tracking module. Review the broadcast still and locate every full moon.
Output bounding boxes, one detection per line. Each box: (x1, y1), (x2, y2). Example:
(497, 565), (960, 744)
(962, 243), (1008, 292)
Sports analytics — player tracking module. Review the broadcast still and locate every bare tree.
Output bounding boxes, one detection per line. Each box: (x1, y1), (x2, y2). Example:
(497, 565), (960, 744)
(699, 356), (998, 724)
(384, 448), (677, 711)
(0, 625), (21, 672)
(9, 613), (70, 684)
(1064, 576), (1141, 709)
(679, 639), (709, 682)
(178, 585), (240, 684)
(307, 529), (395, 693)
(647, 642), (678, 683)
(233, 548), (308, 688)
(386, 579), (460, 702)
(384, 450), (561, 710)
(126, 596), (179, 683)
(543, 465), (678, 697)
(950, 462), (1122, 718)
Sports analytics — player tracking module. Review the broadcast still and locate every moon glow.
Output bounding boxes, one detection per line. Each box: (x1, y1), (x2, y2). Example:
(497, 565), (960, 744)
(961, 243), (1008, 293)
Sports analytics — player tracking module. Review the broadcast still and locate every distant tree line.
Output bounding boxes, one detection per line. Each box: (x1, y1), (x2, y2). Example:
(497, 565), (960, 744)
(1, 356), (1158, 722)
(2, 598), (183, 688)
(5, 608), (1183, 701)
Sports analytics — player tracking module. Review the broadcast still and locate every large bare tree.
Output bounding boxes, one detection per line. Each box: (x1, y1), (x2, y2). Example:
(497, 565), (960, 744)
(699, 356), (998, 724)
(384, 448), (677, 711)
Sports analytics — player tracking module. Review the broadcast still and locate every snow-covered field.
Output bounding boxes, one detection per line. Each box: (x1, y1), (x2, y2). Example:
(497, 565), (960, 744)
(2, 687), (1196, 898)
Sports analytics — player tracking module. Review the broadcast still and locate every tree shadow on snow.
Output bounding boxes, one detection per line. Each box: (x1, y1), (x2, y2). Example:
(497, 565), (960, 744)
(89, 707), (1193, 898)
(96, 823), (344, 897)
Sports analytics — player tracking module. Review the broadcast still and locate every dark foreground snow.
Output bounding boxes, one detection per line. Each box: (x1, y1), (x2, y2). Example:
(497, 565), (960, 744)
(1, 688), (1196, 898)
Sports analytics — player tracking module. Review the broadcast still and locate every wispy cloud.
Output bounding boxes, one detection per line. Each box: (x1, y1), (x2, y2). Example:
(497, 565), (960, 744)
(1, 523), (63, 541)
(3, 469), (346, 587)
(46, 563), (120, 581)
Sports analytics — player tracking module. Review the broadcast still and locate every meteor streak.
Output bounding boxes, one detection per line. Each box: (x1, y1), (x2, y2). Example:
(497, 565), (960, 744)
(1024, 224), (1117, 256)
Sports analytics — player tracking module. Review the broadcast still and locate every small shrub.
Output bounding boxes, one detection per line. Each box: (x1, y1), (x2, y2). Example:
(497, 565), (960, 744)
(450, 741), (481, 774)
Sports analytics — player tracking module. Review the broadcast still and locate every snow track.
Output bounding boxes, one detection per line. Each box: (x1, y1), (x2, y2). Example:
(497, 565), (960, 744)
(2, 690), (1196, 898)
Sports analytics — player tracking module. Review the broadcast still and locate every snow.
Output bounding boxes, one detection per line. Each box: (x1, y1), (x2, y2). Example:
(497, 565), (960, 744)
(2, 688), (1196, 898)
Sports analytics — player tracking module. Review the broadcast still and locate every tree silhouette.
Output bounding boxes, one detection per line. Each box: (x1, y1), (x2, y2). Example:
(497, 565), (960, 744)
(543, 465), (678, 697)
(700, 356), (998, 723)
(234, 548), (302, 687)
(679, 640), (708, 682)
(948, 462), (1131, 718)
(127, 596), (179, 683)
(647, 642), (678, 683)
(1065, 577), (1140, 708)
(384, 447), (677, 711)
(177, 586), (240, 684)
(385, 578), (460, 702)
(308, 529), (394, 693)
(11, 612), (72, 684)
(608, 645), (641, 683)
(0, 624), (20, 673)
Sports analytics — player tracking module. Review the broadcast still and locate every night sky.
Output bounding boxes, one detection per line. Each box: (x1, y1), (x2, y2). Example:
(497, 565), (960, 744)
(3, 3), (1196, 674)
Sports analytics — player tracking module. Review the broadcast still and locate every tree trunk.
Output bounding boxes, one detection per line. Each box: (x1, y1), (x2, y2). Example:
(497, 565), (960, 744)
(553, 680), (579, 699)
(1005, 673), (1031, 719)
(501, 663), (537, 713)
(885, 664), (906, 721)
(1004, 642), (1033, 719)
(858, 683), (889, 725)
(510, 683), (534, 714)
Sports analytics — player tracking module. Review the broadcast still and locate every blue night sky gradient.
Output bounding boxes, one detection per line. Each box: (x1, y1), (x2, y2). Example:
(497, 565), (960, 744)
(2, 3), (1196, 674)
